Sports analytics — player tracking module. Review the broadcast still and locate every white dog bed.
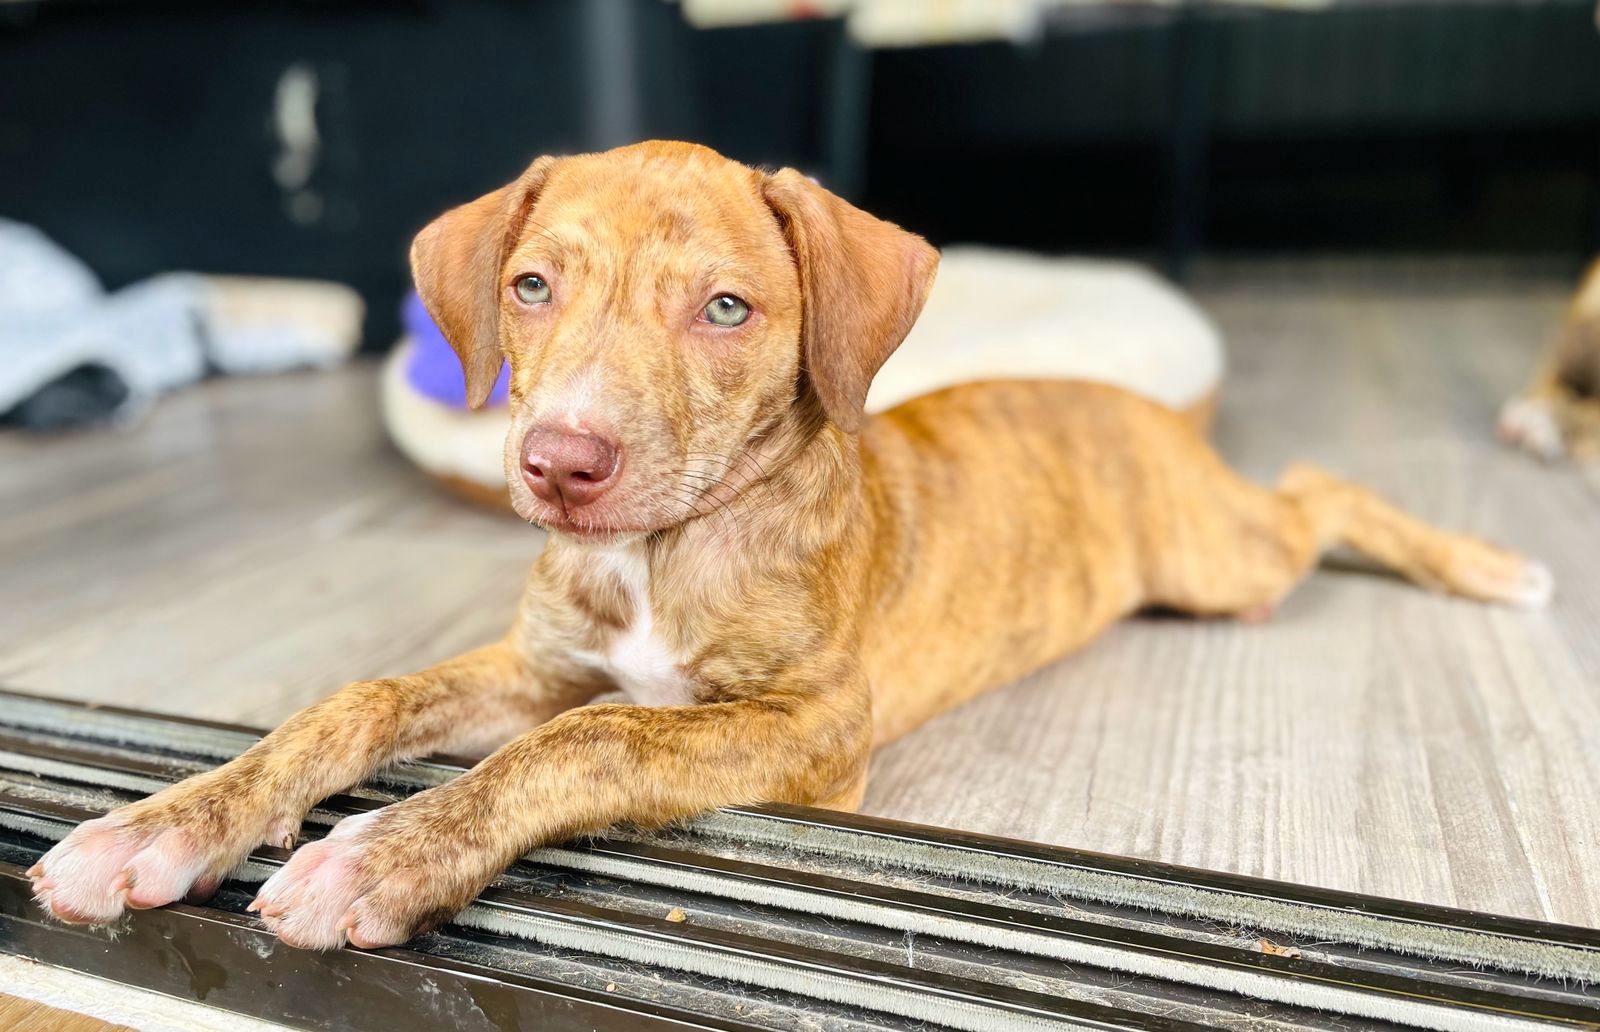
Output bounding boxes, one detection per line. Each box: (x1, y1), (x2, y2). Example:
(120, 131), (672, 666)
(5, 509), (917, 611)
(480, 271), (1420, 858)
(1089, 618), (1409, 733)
(382, 248), (1225, 507)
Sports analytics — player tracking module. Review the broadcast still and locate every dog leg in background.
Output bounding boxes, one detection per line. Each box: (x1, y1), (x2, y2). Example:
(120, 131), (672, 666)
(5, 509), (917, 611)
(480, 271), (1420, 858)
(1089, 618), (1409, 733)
(1499, 359), (1600, 462)
(27, 641), (598, 925)
(1141, 445), (1551, 621)
(1500, 260), (1600, 461)
(249, 682), (873, 950)
(1274, 464), (1553, 608)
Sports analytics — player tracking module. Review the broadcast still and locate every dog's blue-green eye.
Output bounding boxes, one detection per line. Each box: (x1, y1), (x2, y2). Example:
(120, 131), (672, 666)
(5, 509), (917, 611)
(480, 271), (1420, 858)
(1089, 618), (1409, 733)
(704, 294), (749, 326)
(514, 274), (551, 304)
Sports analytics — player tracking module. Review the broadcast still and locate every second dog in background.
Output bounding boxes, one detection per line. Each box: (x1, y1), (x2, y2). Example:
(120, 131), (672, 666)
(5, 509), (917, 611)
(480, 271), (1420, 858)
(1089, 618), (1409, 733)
(1500, 259), (1600, 461)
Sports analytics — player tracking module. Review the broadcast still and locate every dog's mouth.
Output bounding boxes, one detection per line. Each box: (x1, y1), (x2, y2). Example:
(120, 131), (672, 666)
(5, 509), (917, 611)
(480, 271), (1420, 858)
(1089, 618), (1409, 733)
(522, 474), (749, 541)
(535, 512), (649, 541)
(517, 482), (693, 541)
(519, 501), (649, 541)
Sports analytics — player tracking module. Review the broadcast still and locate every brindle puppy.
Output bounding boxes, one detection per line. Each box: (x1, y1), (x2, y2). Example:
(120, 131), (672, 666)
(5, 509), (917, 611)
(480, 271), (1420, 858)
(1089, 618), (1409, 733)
(31, 141), (1552, 950)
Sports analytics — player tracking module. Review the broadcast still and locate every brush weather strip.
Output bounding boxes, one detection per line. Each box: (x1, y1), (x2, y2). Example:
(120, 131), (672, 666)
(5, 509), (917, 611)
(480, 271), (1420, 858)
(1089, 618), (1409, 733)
(1, 688), (1596, 1032)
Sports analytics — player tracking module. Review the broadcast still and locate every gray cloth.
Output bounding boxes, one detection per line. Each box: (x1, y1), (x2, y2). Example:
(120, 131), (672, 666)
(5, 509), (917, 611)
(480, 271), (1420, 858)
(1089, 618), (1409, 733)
(0, 220), (362, 429)
(0, 220), (211, 427)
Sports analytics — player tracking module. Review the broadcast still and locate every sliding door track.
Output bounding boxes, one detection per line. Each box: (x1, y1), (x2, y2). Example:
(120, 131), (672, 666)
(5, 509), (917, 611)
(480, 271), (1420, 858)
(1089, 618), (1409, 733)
(1, 688), (1596, 1031)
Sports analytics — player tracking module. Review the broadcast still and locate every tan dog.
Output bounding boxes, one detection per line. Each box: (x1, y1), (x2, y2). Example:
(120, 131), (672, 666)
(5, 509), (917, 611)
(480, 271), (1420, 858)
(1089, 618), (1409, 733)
(30, 141), (1552, 950)
(1499, 257), (1600, 460)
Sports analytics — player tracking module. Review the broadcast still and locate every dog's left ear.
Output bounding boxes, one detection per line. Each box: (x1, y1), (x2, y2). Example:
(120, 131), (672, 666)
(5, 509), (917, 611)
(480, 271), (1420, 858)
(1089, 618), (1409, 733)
(410, 156), (556, 409)
(763, 169), (939, 433)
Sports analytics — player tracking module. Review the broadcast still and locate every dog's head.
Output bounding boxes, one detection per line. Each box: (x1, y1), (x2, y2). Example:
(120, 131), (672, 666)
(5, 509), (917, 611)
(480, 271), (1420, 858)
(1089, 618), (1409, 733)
(410, 141), (938, 539)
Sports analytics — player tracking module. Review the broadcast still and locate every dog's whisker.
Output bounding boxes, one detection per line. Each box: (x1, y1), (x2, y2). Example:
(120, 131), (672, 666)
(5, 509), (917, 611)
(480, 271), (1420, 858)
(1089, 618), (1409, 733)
(687, 485), (739, 533)
(671, 460), (758, 525)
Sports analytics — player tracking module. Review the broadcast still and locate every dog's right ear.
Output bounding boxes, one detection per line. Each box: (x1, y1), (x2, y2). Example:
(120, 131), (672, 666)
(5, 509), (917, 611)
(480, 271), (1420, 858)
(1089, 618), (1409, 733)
(409, 156), (556, 409)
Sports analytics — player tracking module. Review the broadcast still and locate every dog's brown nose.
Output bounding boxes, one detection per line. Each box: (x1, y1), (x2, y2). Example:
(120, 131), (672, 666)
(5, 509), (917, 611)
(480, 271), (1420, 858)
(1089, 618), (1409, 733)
(520, 427), (620, 509)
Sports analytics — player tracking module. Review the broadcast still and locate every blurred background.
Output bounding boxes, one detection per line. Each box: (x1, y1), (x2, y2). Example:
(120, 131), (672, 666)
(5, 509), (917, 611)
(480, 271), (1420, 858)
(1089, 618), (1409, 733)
(3, 0), (1599, 350)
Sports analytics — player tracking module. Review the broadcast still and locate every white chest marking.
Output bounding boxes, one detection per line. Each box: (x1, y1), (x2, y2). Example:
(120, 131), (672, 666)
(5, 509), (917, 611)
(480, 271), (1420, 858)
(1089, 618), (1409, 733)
(591, 546), (695, 707)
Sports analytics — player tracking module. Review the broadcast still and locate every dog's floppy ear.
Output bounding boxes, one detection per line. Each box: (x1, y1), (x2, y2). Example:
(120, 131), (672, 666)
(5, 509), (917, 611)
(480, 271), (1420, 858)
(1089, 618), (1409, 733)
(409, 156), (556, 409)
(762, 169), (939, 433)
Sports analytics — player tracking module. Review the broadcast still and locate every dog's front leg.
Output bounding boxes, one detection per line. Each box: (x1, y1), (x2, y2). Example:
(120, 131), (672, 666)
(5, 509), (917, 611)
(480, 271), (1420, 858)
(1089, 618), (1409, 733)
(251, 685), (871, 949)
(28, 640), (600, 925)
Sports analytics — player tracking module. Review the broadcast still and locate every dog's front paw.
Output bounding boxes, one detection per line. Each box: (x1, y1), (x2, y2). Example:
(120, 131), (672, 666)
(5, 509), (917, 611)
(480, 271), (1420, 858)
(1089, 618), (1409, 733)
(251, 800), (492, 950)
(29, 775), (300, 925)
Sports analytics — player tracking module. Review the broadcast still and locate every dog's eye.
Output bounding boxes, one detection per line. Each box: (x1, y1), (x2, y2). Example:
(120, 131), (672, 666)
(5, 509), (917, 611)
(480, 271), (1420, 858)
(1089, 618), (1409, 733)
(514, 274), (551, 305)
(703, 294), (749, 327)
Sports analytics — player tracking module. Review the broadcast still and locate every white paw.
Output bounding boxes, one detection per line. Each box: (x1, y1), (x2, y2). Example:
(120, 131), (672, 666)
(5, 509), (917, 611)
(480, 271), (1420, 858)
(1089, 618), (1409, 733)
(250, 808), (418, 950)
(29, 815), (215, 924)
(1498, 397), (1564, 459)
(1506, 558), (1555, 610)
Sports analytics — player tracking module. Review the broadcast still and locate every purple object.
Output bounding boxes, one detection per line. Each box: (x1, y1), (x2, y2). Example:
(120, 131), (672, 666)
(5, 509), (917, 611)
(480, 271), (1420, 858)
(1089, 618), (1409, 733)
(402, 291), (510, 408)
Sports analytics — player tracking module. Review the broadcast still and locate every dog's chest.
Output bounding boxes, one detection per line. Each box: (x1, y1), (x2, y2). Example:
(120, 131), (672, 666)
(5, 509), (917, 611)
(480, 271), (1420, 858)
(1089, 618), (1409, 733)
(582, 548), (695, 707)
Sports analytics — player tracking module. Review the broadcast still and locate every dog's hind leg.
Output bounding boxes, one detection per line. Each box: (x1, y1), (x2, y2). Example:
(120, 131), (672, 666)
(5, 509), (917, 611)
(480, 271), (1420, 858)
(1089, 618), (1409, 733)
(1271, 463), (1552, 609)
(1143, 459), (1550, 619)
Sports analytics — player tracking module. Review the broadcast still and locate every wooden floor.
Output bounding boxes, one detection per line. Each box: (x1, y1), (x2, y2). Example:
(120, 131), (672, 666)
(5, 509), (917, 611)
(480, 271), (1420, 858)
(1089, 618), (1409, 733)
(0, 994), (125, 1032)
(2, 265), (1596, 928)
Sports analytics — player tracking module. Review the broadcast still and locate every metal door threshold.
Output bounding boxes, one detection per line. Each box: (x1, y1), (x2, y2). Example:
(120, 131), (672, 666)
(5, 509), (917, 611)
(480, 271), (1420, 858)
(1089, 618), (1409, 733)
(1, 688), (1596, 1032)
